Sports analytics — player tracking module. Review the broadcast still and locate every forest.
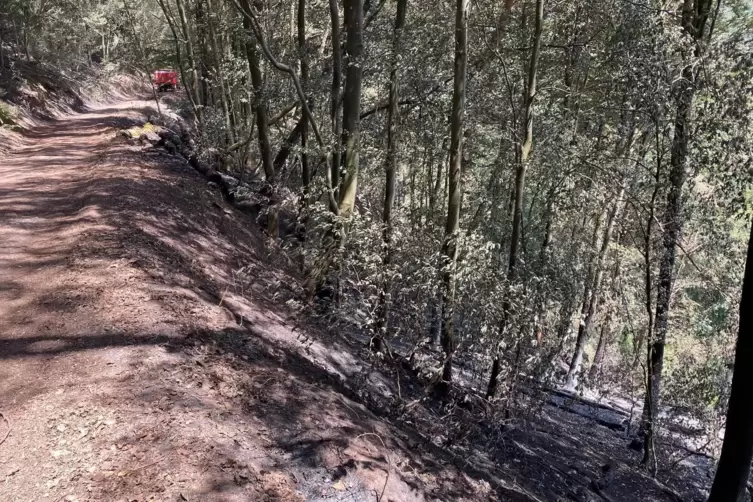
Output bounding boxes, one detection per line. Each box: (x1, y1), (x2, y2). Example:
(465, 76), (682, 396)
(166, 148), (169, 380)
(1, 0), (753, 501)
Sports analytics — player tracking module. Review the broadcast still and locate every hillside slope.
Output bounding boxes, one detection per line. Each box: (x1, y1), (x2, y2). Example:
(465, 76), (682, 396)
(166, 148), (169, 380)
(0, 96), (712, 502)
(0, 98), (510, 502)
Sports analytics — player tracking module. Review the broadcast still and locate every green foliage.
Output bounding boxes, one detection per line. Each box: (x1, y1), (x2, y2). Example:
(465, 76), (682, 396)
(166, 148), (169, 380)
(0, 101), (17, 126)
(9, 0), (752, 457)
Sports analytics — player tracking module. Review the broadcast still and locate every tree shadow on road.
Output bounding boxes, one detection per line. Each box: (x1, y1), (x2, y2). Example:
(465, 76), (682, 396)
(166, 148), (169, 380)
(0, 105), (705, 502)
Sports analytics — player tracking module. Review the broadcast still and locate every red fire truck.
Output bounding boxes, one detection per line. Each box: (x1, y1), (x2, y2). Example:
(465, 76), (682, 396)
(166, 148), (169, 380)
(152, 69), (179, 92)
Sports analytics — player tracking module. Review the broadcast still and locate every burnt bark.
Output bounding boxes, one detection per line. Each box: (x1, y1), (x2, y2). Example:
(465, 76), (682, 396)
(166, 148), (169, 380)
(707, 224), (753, 502)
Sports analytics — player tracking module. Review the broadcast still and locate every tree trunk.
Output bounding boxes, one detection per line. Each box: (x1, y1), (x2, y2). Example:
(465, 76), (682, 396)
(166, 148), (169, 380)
(121, 0), (161, 116)
(435, 0), (469, 397)
(430, 291), (443, 347)
(195, 0), (210, 106)
(539, 182), (556, 265)
(373, 0), (408, 353)
(208, 0), (234, 145)
(587, 237), (622, 383)
(157, 0), (200, 123)
(297, 0), (310, 191)
(296, 0), (310, 255)
(336, 0), (363, 216)
(634, 156), (661, 372)
(642, 0), (713, 465)
(588, 322), (609, 383)
(240, 0), (277, 235)
(565, 187), (624, 390)
(486, 0), (544, 400)
(707, 223), (753, 502)
(642, 93), (690, 470)
(274, 118), (304, 172)
(328, 0), (343, 208)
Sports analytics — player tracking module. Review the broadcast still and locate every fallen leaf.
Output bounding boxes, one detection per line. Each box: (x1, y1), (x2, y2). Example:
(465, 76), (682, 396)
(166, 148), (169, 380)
(332, 479), (346, 491)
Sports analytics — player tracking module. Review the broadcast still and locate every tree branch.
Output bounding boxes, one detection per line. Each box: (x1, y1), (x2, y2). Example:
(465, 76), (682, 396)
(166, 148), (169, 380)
(232, 0), (339, 214)
(360, 80), (449, 120)
(268, 100), (298, 126)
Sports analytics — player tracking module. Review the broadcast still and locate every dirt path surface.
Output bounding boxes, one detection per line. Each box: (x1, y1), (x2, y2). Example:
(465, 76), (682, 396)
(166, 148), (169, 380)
(0, 101), (503, 502)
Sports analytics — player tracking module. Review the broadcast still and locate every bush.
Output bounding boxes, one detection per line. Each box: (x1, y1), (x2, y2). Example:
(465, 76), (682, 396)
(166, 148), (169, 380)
(0, 100), (17, 126)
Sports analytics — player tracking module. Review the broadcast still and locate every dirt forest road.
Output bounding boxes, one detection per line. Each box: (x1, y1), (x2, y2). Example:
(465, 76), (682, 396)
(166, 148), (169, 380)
(0, 101), (496, 502)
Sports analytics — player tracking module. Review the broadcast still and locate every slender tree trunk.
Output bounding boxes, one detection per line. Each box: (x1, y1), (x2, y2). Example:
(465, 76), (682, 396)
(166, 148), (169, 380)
(587, 237), (622, 383)
(642, 0), (713, 464)
(304, 0), (362, 306)
(427, 140), (436, 215)
(432, 139), (443, 217)
(337, 0), (364, 216)
(565, 187), (624, 390)
(175, 0), (203, 122)
(296, 0), (310, 257)
(22, 15), (29, 60)
(195, 0), (211, 106)
(157, 0), (199, 123)
(122, 0), (161, 115)
(707, 223), (753, 502)
(539, 182), (556, 265)
(328, 0), (343, 207)
(373, 0), (408, 353)
(642, 100), (690, 470)
(435, 0), (469, 397)
(297, 0), (310, 191)
(486, 0), (544, 400)
(208, 0), (234, 144)
(634, 183), (659, 371)
(240, 0), (277, 235)
(274, 118), (305, 172)
(509, 0), (543, 275)
(588, 320), (609, 383)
